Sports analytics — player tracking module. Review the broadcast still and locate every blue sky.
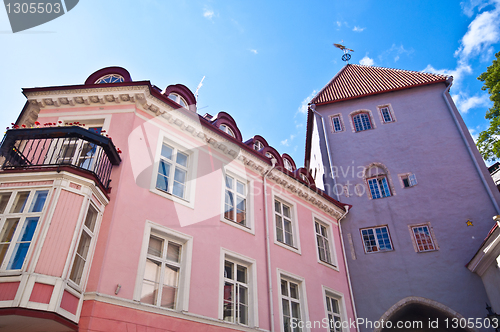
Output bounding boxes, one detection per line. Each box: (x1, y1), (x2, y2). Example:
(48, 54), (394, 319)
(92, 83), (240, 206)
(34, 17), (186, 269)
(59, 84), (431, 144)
(0, 0), (499, 166)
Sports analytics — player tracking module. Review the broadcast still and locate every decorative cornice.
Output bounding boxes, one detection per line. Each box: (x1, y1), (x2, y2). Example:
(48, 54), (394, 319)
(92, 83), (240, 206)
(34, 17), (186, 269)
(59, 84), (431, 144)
(23, 86), (346, 219)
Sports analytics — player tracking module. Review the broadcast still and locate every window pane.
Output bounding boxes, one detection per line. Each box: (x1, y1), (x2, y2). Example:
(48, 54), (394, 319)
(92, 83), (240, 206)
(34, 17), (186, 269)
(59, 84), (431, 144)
(236, 196), (246, 225)
(176, 152), (188, 167)
(225, 175), (233, 189)
(0, 218), (20, 266)
(161, 265), (179, 309)
(237, 265), (247, 283)
(141, 279), (159, 305)
(225, 261), (234, 279)
(223, 282), (234, 322)
(143, 258), (161, 283)
(156, 160), (170, 192)
(84, 205), (98, 232)
(291, 301), (300, 319)
(282, 204), (290, 218)
(172, 169), (186, 198)
(69, 253), (85, 284)
(236, 181), (245, 195)
(161, 145), (173, 160)
(166, 242), (180, 262)
(289, 282), (299, 299)
(148, 236), (163, 257)
(281, 279), (288, 296)
(275, 200), (281, 213)
(225, 191), (235, 221)
(10, 191), (30, 213)
(8, 217), (39, 269)
(0, 193), (12, 214)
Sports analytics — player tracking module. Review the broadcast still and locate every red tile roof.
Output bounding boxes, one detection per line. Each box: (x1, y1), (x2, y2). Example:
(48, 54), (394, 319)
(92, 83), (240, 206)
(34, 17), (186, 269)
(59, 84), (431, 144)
(311, 64), (449, 105)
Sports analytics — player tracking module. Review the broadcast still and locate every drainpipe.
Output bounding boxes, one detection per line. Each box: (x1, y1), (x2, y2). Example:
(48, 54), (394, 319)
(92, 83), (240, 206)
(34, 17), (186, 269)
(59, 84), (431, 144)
(310, 105), (360, 332)
(263, 157), (277, 332)
(442, 79), (500, 214)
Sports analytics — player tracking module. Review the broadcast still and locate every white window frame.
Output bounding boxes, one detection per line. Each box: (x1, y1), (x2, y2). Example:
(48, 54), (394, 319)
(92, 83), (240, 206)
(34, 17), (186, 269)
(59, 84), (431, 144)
(218, 248), (258, 327)
(220, 124), (236, 138)
(349, 110), (376, 133)
(377, 104), (396, 124)
(253, 140), (264, 151)
(67, 201), (101, 291)
(366, 175), (392, 199)
(329, 114), (344, 133)
(150, 133), (198, 209)
(277, 269), (310, 332)
(409, 223), (438, 253)
(0, 188), (51, 273)
(399, 173), (417, 188)
(272, 195), (301, 254)
(314, 217), (338, 270)
(168, 93), (188, 108)
(322, 286), (348, 332)
(133, 221), (193, 312)
(220, 168), (254, 234)
(360, 225), (394, 254)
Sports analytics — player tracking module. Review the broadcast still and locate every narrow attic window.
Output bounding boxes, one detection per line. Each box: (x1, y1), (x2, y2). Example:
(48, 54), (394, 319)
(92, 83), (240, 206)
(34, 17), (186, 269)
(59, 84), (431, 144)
(95, 74), (125, 84)
(220, 124), (235, 138)
(168, 93), (188, 108)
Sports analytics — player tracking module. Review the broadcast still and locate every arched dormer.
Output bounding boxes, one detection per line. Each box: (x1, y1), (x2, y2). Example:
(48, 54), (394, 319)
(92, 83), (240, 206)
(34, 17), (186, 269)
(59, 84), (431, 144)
(244, 135), (269, 152)
(363, 162), (395, 199)
(281, 153), (296, 172)
(261, 146), (283, 167)
(294, 167), (315, 188)
(85, 67), (132, 85)
(163, 84), (197, 113)
(211, 112), (243, 142)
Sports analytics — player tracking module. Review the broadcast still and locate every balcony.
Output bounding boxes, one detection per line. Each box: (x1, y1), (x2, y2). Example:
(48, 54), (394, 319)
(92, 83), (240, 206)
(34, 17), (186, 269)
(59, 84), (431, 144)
(0, 126), (121, 191)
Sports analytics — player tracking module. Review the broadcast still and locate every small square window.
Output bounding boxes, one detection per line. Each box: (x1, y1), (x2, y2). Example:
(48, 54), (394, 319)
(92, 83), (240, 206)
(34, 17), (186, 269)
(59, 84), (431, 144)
(360, 226), (393, 253)
(156, 143), (190, 200)
(378, 105), (395, 124)
(411, 225), (437, 252)
(401, 173), (417, 188)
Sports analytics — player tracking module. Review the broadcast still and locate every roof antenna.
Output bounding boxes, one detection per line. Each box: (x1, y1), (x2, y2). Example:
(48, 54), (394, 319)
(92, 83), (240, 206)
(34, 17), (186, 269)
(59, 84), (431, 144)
(195, 76), (205, 100)
(333, 42), (354, 63)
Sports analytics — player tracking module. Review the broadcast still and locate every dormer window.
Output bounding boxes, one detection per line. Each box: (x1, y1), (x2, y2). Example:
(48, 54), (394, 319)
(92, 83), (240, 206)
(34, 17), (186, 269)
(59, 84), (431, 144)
(254, 140), (264, 151)
(168, 93), (188, 108)
(95, 74), (125, 84)
(265, 152), (272, 159)
(220, 124), (235, 138)
(284, 159), (293, 172)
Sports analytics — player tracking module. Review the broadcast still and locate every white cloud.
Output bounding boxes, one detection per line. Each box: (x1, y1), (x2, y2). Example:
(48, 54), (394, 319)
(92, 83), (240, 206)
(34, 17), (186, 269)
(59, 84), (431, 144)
(423, 60), (472, 87)
(250, 49), (258, 54)
(203, 8), (215, 20)
(353, 26), (365, 32)
(297, 90), (317, 115)
(359, 56), (374, 66)
(281, 139), (289, 146)
(378, 44), (414, 63)
(454, 92), (491, 113)
(336, 21), (342, 27)
(461, 0), (497, 17)
(455, 5), (500, 60)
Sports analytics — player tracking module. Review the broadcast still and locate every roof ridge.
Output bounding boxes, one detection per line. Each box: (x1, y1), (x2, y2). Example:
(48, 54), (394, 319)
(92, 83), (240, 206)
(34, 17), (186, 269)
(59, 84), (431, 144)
(347, 63), (449, 78)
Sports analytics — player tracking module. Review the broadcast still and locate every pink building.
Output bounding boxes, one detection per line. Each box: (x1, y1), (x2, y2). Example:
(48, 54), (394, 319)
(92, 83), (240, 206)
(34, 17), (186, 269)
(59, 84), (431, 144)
(0, 67), (356, 331)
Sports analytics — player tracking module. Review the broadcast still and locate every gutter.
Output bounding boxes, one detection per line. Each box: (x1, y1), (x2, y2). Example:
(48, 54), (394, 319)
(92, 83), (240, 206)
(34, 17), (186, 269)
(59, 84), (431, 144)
(263, 158), (277, 332)
(442, 79), (500, 214)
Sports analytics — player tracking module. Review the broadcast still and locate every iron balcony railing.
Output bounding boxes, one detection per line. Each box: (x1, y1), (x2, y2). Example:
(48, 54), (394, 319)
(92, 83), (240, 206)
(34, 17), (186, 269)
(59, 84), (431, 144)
(0, 126), (121, 189)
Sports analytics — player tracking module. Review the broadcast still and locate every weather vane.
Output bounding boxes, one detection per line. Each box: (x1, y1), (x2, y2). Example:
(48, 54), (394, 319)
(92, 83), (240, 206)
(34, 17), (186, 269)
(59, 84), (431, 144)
(334, 42), (354, 62)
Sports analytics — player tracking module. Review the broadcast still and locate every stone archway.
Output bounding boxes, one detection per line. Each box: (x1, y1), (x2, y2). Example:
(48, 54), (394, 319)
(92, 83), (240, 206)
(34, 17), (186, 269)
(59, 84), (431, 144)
(375, 297), (477, 332)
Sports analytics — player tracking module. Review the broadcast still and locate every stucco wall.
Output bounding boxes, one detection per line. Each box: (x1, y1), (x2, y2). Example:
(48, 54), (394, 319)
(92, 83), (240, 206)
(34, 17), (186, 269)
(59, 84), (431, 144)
(312, 83), (499, 330)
